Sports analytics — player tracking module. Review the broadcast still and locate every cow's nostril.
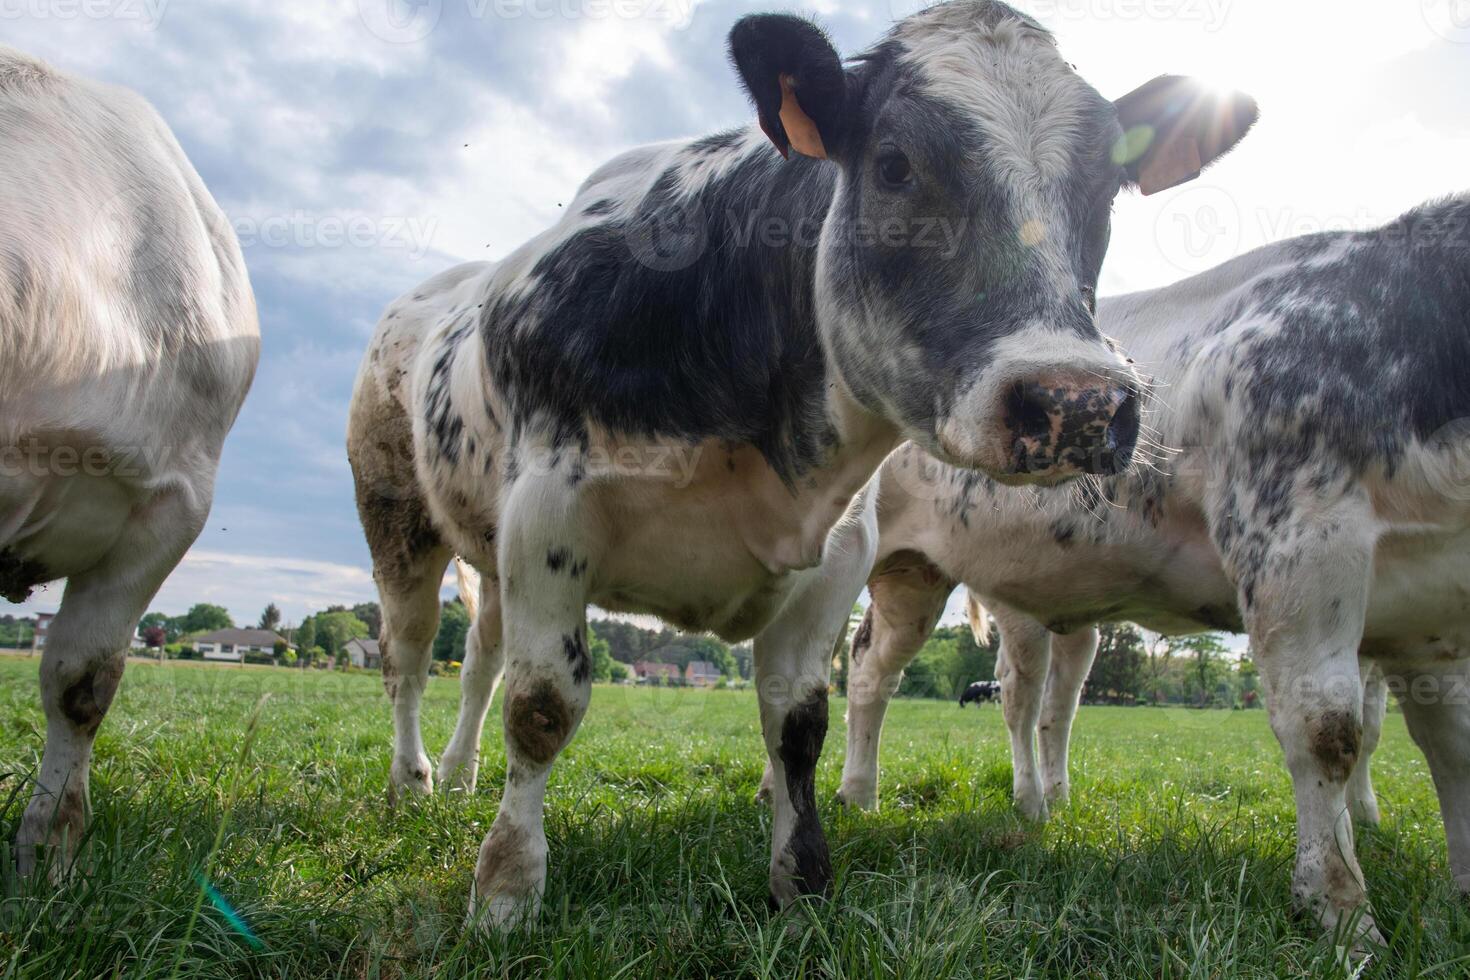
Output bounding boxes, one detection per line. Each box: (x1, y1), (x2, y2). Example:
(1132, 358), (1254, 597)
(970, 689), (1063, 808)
(1097, 391), (1140, 474)
(1004, 381), (1053, 442)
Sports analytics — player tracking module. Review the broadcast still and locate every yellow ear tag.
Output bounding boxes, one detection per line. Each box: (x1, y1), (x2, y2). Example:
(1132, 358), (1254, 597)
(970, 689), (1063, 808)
(778, 74), (827, 160)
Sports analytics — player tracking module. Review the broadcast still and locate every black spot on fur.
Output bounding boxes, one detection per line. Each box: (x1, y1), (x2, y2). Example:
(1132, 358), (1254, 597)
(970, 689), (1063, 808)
(778, 687), (831, 896)
(563, 631), (591, 685)
(0, 549), (48, 603)
(546, 547), (571, 573)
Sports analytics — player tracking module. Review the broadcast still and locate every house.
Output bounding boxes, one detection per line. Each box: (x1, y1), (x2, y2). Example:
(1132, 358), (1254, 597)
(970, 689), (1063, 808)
(193, 628), (286, 662)
(632, 661), (680, 684)
(345, 637), (381, 669)
(684, 660), (722, 687)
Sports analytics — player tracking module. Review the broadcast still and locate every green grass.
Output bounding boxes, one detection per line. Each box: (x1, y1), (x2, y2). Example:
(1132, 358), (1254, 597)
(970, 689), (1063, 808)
(2, 657), (1468, 978)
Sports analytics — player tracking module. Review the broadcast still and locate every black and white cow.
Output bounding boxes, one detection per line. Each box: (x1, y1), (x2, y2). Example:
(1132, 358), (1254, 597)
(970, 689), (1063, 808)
(958, 679), (1001, 706)
(842, 196), (1470, 943)
(2, 46), (259, 872)
(348, 1), (1252, 927)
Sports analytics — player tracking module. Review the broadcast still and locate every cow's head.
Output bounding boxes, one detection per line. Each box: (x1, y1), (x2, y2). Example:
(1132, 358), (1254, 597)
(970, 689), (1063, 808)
(730, 2), (1255, 483)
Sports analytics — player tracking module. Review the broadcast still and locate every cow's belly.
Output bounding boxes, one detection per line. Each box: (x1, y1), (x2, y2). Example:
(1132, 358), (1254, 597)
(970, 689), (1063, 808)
(0, 468), (136, 600)
(1363, 527), (1470, 658)
(588, 490), (798, 642)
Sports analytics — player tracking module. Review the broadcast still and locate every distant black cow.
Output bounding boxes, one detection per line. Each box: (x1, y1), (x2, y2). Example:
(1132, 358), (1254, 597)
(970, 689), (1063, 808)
(959, 680), (1001, 707)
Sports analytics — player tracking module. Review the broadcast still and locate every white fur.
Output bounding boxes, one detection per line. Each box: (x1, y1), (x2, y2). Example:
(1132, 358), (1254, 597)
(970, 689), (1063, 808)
(2, 45), (258, 873)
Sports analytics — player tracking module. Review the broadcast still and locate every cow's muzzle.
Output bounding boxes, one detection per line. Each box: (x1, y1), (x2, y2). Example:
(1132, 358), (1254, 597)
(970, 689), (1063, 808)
(935, 367), (1141, 485)
(1002, 374), (1139, 478)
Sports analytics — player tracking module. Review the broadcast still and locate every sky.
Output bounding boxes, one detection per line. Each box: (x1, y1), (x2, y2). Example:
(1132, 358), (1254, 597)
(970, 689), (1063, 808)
(4, 0), (1469, 632)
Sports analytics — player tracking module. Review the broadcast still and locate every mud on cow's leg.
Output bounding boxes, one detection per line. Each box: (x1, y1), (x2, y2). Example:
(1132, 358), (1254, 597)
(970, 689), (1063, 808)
(470, 462), (594, 929)
(17, 486), (208, 877)
(1220, 481), (1382, 946)
(837, 550), (951, 810)
(758, 497), (877, 908)
(992, 604), (1054, 822)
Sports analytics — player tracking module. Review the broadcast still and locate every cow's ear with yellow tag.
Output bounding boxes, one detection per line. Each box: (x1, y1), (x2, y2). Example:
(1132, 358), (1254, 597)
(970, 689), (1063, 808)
(1112, 75), (1258, 195)
(729, 14), (848, 161)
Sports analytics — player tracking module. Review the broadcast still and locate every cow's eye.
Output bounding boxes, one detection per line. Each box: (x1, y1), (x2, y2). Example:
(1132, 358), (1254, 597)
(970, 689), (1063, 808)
(876, 150), (913, 189)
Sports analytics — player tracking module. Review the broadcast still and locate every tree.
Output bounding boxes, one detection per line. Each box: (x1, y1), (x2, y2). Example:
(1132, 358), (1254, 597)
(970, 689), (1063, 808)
(259, 603), (282, 632)
(315, 611), (370, 659)
(1086, 624), (1146, 703)
(352, 602), (382, 639)
(432, 599), (471, 662)
(296, 616), (318, 657)
(1171, 633), (1232, 707)
(177, 603), (233, 636)
(138, 611), (174, 642)
(142, 625), (167, 649)
(588, 625), (616, 682)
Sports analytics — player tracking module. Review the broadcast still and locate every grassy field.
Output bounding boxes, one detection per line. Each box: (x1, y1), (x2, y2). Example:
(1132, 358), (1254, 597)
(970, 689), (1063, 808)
(1, 657), (1468, 978)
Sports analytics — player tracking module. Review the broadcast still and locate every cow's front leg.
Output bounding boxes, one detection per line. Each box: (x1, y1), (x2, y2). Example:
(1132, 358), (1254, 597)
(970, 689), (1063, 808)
(757, 499), (876, 906)
(439, 563), (505, 795)
(1228, 489), (1381, 945)
(837, 551), (951, 810)
(992, 604), (1053, 821)
(470, 470), (592, 929)
(17, 485), (207, 877)
(1347, 659), (1386, 826)
(1037, 626), (1098, 808)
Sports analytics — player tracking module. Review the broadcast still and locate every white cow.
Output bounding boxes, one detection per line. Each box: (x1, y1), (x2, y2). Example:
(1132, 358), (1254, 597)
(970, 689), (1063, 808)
(2, 46), (258, 872)
(841, 197), (1470, 943)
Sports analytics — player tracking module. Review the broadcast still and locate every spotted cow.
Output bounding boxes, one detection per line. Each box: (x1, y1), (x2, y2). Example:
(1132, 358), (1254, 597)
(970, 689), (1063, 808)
(2, 46), (259, 873)
(840, 196), (1470, 944)
(349, 1), (1253, 927)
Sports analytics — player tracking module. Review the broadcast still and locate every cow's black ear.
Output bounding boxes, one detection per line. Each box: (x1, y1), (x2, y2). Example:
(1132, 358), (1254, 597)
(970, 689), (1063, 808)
(729, 14), (847, 160)
(1112, 76), (1257, 195)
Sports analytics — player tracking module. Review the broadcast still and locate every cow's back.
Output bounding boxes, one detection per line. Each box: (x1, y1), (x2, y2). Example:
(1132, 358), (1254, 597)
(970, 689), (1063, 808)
(0, 45), (258, 446)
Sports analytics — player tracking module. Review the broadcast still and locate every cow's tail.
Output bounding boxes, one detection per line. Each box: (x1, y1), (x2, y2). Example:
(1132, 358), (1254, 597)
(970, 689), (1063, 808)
(965, 589), (990, 647)
(454, 558), (481, 621)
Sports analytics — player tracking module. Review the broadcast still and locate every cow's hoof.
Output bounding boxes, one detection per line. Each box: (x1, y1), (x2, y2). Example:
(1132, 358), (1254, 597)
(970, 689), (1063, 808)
(15, 801), (83, 883)
(1014, 794), (1049, 823)
(835, 782), (878, 810)
(388, 754), (434, 804)
(1349, 794), (1381, 827)
(754, 785), (772, 806)
(468, 890), (540, 932)
(437, 755), (479, 796)
(1042, 782), (1070, 809)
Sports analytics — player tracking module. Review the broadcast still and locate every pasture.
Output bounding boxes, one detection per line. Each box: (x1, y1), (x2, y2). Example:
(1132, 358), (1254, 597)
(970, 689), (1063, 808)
(2, 656), (1468, 978)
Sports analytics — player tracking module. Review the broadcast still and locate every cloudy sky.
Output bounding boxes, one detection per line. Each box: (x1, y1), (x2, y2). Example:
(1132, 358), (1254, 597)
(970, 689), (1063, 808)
(5, 0), (1469, 629)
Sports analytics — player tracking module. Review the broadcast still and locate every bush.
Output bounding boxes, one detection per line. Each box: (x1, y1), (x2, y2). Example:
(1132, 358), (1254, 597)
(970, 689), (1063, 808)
(243, 652), (275, 666)
(280, 648), (297, 667)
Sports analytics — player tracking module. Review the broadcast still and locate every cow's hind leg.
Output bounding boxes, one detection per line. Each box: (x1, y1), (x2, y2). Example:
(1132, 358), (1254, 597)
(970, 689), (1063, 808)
(471, 466), (593, 929)
(1348, 659), (1386, 826)
(356, 481), (452, 803)
(17, 485), (207, 876)
(1038, 626), (1098, 808)
(992, 603), (1054, 821)
(439, 564), (505, 795)
(1390, 658), (1470, 897)
(837, 550), (951, 810)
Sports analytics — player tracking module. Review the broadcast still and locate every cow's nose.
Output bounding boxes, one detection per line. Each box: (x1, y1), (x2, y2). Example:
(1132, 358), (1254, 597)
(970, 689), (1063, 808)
(1003, 374), (1139, 477)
